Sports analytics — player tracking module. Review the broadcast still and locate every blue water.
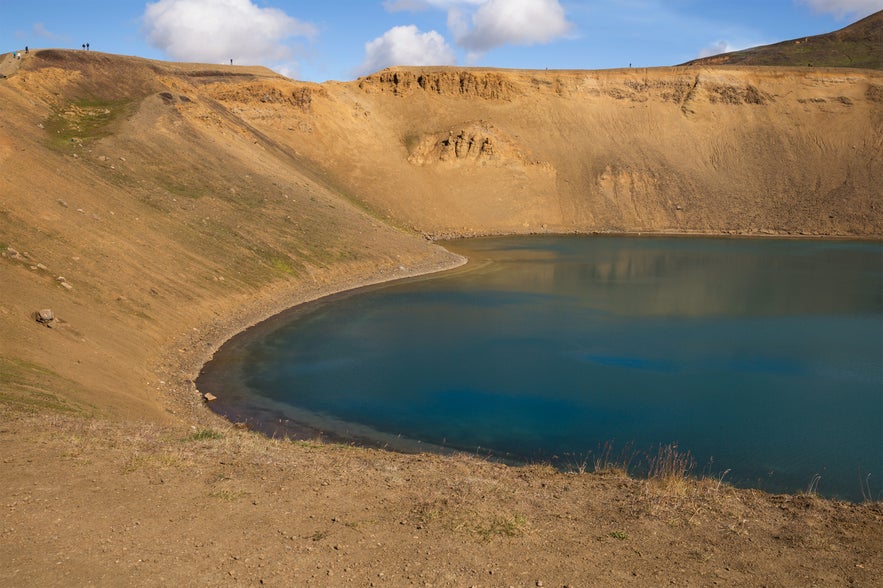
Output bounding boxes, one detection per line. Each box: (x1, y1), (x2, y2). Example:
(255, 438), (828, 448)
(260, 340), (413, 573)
(198, 236), (883, 501)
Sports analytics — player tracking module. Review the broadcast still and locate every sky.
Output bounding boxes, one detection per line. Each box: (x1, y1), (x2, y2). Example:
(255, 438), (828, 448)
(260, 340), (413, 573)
(2, 0), (881, 82)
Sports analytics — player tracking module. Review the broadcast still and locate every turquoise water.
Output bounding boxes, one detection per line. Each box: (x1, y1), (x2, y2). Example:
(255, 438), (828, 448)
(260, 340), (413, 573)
(198, 236), (883, 501)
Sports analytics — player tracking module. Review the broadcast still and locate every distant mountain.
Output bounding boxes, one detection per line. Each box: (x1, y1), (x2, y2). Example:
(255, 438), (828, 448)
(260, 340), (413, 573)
(681, 10), (882, 69)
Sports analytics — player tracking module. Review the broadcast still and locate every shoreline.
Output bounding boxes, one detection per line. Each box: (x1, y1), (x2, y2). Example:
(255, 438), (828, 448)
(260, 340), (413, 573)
(175, 232), (882, 505)
(159, 245), (469, 430)
(179, 231), (881, 411)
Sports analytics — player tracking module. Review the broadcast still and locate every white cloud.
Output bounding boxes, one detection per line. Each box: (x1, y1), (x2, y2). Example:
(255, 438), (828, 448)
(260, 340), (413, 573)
(797, 0), (883, 19)
(383, 0), (432, 11)
(698, 40), (741, 58)
(142, 0), (316, 66)
(452, 0), (572, 54)
(383, 0), (484, 11)
(385, 0), (572, 55)
(32, 22), (60, 40)
(356, 25), (456, 75)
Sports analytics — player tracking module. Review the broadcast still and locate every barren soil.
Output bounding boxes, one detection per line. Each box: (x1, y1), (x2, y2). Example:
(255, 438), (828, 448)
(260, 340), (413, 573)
(1, 49), (881, 586)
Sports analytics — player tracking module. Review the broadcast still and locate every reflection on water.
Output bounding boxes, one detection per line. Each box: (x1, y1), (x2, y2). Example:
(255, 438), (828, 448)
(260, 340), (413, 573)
(198, 236), (883, 502)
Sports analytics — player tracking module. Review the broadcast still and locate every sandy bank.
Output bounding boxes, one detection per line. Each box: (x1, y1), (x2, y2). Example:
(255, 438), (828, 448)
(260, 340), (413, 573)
(154, 247), (466, 429)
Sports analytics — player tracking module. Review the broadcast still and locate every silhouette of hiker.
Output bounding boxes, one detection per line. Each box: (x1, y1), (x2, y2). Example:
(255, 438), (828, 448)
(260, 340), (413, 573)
(86, 43), (90, 51)
(230, 59), (233, 65)
(82, 44), (86, 50)
(25, 46), (28, 54)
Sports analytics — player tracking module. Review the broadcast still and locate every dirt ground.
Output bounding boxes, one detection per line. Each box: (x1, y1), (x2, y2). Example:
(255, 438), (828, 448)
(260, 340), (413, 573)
(3, 412), (881, 587)
(1, 49), (881, 586)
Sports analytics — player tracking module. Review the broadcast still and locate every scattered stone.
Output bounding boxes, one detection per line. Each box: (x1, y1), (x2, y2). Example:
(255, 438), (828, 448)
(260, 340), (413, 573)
(35, 310), (59, 326)
(36, 263), (47, 271)
(60, 282), (73, 290)
(35, 308), (55, 324)
(57, 199), (69, 208)
(203, 393), (217, 402)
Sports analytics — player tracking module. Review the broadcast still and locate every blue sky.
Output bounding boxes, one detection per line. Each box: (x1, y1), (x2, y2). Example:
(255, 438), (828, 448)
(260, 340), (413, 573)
(3, 1), (881, 82)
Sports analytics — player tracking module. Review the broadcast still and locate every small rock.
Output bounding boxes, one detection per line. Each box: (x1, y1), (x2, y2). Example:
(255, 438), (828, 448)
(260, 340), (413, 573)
(57, 199), (69, 208)
(203, 393), (217, 402)
(60, 282), (73, 290)
(35, 309), (55, 324)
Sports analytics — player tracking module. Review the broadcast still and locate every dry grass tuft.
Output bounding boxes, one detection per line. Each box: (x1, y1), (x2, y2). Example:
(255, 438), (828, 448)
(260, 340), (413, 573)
(647, 443), (696, 493)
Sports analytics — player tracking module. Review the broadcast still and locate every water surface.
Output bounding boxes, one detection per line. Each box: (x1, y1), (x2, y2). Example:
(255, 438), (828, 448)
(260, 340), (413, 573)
(199, 236), (883, 501)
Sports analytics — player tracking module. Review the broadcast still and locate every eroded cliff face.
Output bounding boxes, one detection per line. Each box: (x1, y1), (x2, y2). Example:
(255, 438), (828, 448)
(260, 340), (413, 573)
(8, 54), (880, 242)
(358, 69), (516, 100)
(322, 66), (881, 236)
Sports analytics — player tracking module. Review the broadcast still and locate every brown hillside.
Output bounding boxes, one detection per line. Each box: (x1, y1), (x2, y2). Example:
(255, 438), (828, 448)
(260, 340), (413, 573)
(683, 10), (883, 69)
(1, 49), (881, 586)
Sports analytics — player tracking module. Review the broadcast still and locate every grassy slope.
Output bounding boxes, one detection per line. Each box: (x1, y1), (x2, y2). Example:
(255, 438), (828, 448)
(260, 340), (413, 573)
(682, 10), (883, 69)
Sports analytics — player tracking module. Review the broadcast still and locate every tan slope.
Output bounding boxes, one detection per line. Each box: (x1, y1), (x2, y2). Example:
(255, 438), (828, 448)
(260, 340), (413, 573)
(0, 49), (881, 421)
(0, 50), (458, 421)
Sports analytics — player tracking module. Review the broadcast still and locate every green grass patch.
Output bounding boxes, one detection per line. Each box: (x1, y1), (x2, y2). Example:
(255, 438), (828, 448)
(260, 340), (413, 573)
(187, 428), (223, 441)
(156, 178), (207, 200)
(44, 97), (135, 151)
(269, 255), (298, 276)
(476, 513), (528, 541)
(209, 489), (248, 501)
(291, 439), (322, 449)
